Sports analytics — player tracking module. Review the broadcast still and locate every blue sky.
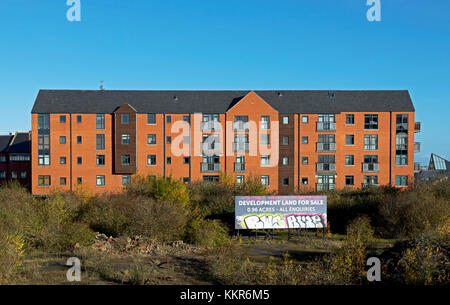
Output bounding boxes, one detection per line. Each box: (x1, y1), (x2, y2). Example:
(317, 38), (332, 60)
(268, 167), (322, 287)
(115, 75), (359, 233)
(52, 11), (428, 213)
(0, 0), (449, 164)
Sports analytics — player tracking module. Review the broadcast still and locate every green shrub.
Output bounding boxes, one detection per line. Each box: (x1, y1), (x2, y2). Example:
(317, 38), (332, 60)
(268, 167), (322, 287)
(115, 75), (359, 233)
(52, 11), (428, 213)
(126, 175), (190, 206)
(80, 195), (189, 241)
(184, 218), (230, 247)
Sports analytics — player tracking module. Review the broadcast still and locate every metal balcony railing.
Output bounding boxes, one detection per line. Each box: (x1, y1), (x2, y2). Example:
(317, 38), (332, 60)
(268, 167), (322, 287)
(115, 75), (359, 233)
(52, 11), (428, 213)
(233, 142), (250, 152)
(316, 142), (336, 152)
(317, 122), (336, 131)
(233, 121), (249, 131)
(201, 121), (220, 132)
(201, 162), (221, 172)
(316, 163), (336, 172)
(234, 163), (245, 172)
(316, 183), (336, 191)
(362, 183), (379, 188)
(415, 122), (421, 133)
(201, 143), (221, 154)
(362, 163), (379, 172)
(414, 142), (421, 153)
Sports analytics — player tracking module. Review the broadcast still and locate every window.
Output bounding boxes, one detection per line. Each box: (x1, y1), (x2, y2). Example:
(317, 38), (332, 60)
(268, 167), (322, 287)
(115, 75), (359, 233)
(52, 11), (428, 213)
(395, 175), (408, 186)
(20, 171), (27, 179)
(203, 114), (219, 122)
(260, 176), (269, 186)
(363, 175), (378, 186)
(364, 155), (378, 164)
(282, 177), (289, 186)
(302, 136), (308, 144)
(282, 136), (289, 145)
(60, 157), (66, 165)
(77, 177), (82, 184)
(166, 136), (171, 144)
(11, 171), (17, 179)
(318, 114), (335, 123)
(203, 175), (219, 182)
(60, 115), (66, 123)
(9, 154), (30, 162)
(147, 113), (156, 124)
(38, 175), (51, 186)
(121, 155), (130, 166)
(96, 134), (105, 150)
(364, 114), (378, 129)
(261, 116), (270, 130)
(60, 177), (67, 185)
(345, 176), (354, 186)
(96, 114), (105, 129)
(76, 115), (82, 123)
(147, 134), (156, 145)
(183, 177), (190, 184)
(346, 114), (354, 125)
(345, 155), (354, 166)
(183, 157), (190, 164)
(96, 155), (105, 166)
(261, 134), (270, 145)
(0, 156), (5, 162)
(77, 157), (82, 165)
(261, 155), (270, 166)
(121, 114), (130, 124)
(396, 153), (408, 166)
(60, 136), (66, 144)
(302, 157), (308, 165)
(236, 175), (245, 184)
(121, 134), (130, 145)
(166, 115), (171, 123)
(122, 176), (131, 186)
(302, 116), (308, 123)
(147, 155), (156, 166)
(77, 136), (82, 144)
(364, 135), (378, 150)
(0, 171), (5, 179)
(302, 177), (308, 185)
(396, 114), (408, 165)
(166, 157), (172, 165)
(283, 116), (289, 124)
(318, 155), (335, 164)
(345, 135), (355, 145)
(282, 157), (289, 165)
(183, 116), (190, 123)
(96, 175), (105, 186)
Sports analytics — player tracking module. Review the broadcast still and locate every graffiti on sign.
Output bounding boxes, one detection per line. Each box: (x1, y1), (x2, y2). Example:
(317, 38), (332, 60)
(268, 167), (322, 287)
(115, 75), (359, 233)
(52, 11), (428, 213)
(235, 196), (327, 229)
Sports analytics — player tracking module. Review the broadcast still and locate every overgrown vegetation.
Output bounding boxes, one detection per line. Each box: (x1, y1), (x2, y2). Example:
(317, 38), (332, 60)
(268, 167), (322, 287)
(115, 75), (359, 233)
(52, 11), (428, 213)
(0, 178), (448, 285)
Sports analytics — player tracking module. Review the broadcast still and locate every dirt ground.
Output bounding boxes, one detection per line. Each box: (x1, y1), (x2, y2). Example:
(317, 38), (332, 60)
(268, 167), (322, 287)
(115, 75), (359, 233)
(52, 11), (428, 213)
(14, 233), (395, 285)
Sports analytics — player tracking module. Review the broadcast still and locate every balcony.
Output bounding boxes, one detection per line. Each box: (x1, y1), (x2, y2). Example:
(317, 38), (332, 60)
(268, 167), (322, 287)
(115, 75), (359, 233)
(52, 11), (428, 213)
(201, 121), (220, 132)
(414, 142), (421, 153)
(201, 142), (221, 155)
(317, 122), (336, 132)
(362, 163), (379, 172)
(201, 162), (221, 173)
(234, 163), (245, 172)
(415, 122), (421, 133)
(316, 183), (336, 191)
(316, 163), (336, 172)
(316, 142), (336, 152)
(362, 183), (379, 188)
(233, 121), (249, 131)
(233, 142), (250, 152)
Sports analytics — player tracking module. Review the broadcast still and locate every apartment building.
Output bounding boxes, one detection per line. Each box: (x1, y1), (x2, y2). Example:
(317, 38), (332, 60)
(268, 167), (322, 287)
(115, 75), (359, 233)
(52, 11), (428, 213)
(31, 90), (417, 195)
(0, 132), (32, 189)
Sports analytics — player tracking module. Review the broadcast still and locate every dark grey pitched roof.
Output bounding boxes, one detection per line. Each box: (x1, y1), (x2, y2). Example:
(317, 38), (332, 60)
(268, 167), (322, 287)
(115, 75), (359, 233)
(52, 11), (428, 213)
(0, 135), (13, 153)
(31, 90), (415, 114)
(8, 133), (31, 153)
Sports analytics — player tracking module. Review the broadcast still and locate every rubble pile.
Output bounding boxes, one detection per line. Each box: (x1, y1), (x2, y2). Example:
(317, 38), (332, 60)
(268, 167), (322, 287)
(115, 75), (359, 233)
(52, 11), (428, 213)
(90, 233), (201, 256)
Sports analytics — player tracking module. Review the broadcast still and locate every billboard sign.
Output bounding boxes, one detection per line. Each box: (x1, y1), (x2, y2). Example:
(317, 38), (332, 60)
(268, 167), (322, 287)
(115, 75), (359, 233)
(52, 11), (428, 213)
(235, 195), (327, 229)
